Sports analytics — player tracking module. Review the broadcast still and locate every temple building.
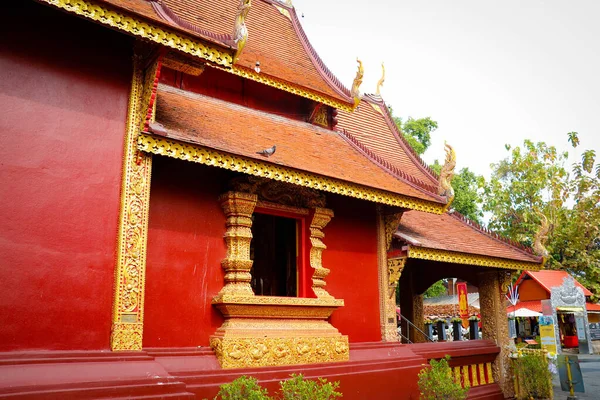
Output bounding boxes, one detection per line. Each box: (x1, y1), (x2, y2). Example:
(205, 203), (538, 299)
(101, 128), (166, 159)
(1, 1), (544, 398)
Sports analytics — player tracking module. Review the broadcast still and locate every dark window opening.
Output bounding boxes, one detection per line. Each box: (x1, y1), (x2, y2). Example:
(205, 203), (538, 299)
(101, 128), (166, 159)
(250, 213), (297, 297)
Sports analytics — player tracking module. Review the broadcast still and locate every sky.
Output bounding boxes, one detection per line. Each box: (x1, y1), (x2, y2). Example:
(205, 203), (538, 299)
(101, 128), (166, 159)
(291, 0), (600, 179)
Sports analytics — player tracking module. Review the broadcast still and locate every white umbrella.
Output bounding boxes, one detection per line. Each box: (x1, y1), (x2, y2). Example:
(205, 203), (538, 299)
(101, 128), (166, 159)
(508, 308), (542, 317)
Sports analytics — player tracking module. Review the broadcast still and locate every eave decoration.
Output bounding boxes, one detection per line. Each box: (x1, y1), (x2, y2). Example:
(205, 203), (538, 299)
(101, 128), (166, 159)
(376, 62), (385, 95)
(351, 58), (364, 108)
(232, 0), (251, 63)
(408, 247), (543, 271)
(438, 142), (456, 209)
(532, 211), (550, 258)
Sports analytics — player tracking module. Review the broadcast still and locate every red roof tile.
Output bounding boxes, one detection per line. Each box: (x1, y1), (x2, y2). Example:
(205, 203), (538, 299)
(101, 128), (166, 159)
(395, 210), (542, 263)
(507, 300), (600, 313)
(149, 84), (444, 203)
(337, 95), (439, 189)
(516, 270), (593, 297)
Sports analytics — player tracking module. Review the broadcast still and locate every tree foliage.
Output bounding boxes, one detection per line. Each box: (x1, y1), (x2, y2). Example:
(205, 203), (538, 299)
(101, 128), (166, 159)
(423, 279), (447, 299)
(387, 105), (438, 155)
(483, 134), (600, 299)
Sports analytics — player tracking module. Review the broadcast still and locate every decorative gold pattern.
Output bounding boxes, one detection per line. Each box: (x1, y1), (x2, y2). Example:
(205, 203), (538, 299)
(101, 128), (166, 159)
(384, 212), (404, 250)
(162, 52), (206, 76)
(230, 176), (326, 208)
(310, 208), (334, 298)
(213, 65), (355, 112)
(256, 200), (309, 215)
(214, 191), (258, 301)
(408, 247), (542, 271)
(384, 257), (404, 339)
(376, 62), (385, 95)
(486, 361), (494, 383)
(438, 142), (456, 209)
(232, 0), (251, 63)
(211, 336), (349, 369)
(312, 105), (329, 127)
(39, 0), (232, 67)
(452, 363), (495, 388)
(376, 209), (397, 341)
(533, 211), (550, 257)
(110, 55), (154, 351)
(351, 59), (364, 108)
(137, 134), (446, 213)
(387, 258), (406, 297)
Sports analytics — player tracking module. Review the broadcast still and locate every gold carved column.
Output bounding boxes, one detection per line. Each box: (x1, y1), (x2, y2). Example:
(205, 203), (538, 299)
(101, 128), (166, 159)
(478, 269), (513, 397)
(310, 208), (334, 299)
(110, 50), (161, 350)
(213, 191), (258, 301)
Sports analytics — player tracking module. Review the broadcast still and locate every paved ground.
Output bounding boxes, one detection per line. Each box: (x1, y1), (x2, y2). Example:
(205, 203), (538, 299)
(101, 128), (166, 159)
(552, 354), (600, 399)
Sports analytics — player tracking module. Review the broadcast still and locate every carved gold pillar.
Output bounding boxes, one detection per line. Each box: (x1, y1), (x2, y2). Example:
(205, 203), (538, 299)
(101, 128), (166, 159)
(214, 191), (258, 301)
(110, 51), (161, 350)
(412, 293), (425, 343)
(478, 269), (513, 397)
(384, 257), (406, 341)
(309, 208), (334, 298)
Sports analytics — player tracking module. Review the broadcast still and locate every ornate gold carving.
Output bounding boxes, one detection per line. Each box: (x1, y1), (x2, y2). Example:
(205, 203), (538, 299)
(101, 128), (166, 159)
(376, 62), (385, 95)
(139, 52), (163, 132)
(214, 191), (258, 301)
(438, 142), (456, 209)
(230, 176), (326, 208)
(137, 134), (446, 214)
(312, 105), (329, 127)
(310, 208), (334, 298)
(213, 296), (343, 318)
(384, 212), (403, 250)
(256, 200), (309, 215)
(39, 0), (232, 67)
(213, 65), (355, 112)
(384, 258), (405, 341)
(470, 364), (479, 387)
(162, 52), (206, 76)
(533, 211), (550, 257)
(486, 362), (494, 383)
(408, 247), (542, 271)
(351, 59), (364, 108)
(111, 54), (154, 351)
(387, 258), (406, 298)
(233, 0), (251, 63)
(211, 336), (349, 369)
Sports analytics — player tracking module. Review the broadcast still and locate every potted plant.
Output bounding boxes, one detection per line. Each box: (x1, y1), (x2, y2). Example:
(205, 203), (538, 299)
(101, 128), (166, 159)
(418, 355), (470, 400)
(436, 319), (447, 341)
(469, 315), (480, 340)
(424, 319), (434, 340)
(451, 317), (463, 341)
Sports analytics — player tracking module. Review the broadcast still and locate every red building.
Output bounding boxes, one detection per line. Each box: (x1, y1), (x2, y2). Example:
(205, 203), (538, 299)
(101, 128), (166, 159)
(1, 1), (543, 398)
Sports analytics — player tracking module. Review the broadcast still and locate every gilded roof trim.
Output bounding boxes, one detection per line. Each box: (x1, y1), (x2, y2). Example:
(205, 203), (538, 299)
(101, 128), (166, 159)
(408, 247), (543, 271)
(37, 0), (233, 67)
(137, 133), (446, 214)
(213, 65), (355, 112)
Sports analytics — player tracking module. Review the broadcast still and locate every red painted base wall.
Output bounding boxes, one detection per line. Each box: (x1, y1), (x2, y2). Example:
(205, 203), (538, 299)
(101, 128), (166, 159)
(0, 2), (132, 351)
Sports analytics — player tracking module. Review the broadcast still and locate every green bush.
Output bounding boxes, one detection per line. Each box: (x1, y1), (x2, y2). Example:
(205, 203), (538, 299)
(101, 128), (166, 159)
(512, 352), (552, 399)
(418, 356), (470, 400)
(214, 376), (271, 400)
(278, 374), (342, 400)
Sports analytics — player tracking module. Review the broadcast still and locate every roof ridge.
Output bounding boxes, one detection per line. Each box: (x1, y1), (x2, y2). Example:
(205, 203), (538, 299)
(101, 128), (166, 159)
(362, 94), (440, 183)
(283, 3), (352, 100)
(337, 128), (443, 199)
(447, 210), (540, 258)
(151, 1), (234, 46)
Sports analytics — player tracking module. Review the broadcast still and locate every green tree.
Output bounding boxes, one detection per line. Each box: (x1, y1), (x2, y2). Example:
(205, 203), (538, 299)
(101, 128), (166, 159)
(431, 162), (485, 223)
(388, 105), (438, 155)
(483, 135), (600, 299)
(423, 279), (447, 298)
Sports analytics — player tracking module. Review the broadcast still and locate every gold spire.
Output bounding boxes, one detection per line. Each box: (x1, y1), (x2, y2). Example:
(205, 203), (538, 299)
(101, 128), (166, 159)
(438, 142), (456, 209)
(351, 58), (364, 108)
(376, 62), (385, 95)
(233, 0), (251, 63)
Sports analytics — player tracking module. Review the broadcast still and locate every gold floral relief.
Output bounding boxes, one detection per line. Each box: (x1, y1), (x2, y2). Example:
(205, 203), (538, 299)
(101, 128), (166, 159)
(310, 208), (334, 298)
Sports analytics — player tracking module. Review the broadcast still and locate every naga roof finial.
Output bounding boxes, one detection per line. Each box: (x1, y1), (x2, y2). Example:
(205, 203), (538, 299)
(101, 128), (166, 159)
(376, 62), (385, 95)
(438, 142), (456, 209)
(351, 58), (364, 108)
(233, 0), (252, 64)
(533, 211), (550, 257)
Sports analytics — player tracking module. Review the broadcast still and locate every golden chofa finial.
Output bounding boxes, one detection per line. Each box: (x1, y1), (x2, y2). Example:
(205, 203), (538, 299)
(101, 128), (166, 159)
(533, 211), (550, 257)
(376, 62), (385, 95)
(351, 58), (364, 108)
(233, 0), (251, 63)
(438, 142), (456, 209)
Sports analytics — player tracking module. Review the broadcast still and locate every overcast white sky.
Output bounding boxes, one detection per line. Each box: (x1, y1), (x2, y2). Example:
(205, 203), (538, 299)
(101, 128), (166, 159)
(292, 0), (599, 179)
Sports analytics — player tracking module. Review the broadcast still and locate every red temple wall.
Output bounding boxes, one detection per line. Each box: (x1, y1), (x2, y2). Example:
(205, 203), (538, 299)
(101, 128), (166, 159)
(323, 195), (381, 343)
(144, 158), (228, 348)
(518, 279), (549, 301)
(0, 3), (132, 351)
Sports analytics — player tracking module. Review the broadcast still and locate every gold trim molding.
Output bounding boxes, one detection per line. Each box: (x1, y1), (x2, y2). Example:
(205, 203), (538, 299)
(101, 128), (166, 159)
(110, 54), (155, 351)
(216, 65), (355, 112)
(408, 247), (542, 271)
(137, 134), (446, 214)
(38, 0), (232, 67)
(310, 208), (334, 299)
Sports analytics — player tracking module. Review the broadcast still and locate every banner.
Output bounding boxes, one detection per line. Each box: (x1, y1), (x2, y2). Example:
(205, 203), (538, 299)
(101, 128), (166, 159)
(457, 282), (468, 318)
(539, 315), (558, 355)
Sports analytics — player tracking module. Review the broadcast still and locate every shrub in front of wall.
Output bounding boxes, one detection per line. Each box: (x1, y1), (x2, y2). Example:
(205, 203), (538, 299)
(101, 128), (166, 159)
(418, 355), (470, 400)
(214, 376), (272, 400)
(278, 374), (342, 400)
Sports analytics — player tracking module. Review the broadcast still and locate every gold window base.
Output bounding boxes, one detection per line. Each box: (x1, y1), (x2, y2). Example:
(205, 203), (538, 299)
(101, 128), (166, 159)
(211, 296), (349, 369)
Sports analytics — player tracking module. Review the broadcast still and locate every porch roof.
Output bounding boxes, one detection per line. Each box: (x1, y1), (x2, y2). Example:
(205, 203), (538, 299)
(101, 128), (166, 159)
(395, 210), (543, 270)
(138, 84), (448, 213)
(515, 270), (593, 297)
